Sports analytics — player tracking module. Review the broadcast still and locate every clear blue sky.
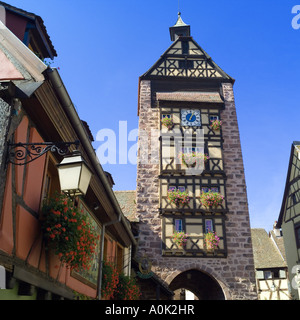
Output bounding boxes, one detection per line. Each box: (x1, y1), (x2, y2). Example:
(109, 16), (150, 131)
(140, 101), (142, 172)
(6, 0), (300, 232)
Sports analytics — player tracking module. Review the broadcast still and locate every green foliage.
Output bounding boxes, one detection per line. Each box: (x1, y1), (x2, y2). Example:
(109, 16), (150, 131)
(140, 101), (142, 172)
(167, 189), (190, 205)
(200, 190), (224, 208)
(172, 231), (188, 247)
(114, 273), (141, 300)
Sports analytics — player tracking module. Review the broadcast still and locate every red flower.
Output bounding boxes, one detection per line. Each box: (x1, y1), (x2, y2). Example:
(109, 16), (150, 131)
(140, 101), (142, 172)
(42, 192), (99, 272)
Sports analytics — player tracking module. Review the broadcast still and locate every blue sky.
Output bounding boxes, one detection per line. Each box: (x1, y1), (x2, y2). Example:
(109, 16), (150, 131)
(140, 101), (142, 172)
(6, 0), (300, 232)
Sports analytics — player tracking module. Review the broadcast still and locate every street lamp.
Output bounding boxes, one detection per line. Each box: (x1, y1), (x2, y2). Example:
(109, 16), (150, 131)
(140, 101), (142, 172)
(8, 140), (92, 197)
(57, 150), (93, 197)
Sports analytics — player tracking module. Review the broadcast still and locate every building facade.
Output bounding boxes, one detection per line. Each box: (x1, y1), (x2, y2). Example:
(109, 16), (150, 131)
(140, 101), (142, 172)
(277, 141), (300, 300)
(0, 2), (135, 300)
(136, 14), (257, 300)
(251, 227), (290, 300)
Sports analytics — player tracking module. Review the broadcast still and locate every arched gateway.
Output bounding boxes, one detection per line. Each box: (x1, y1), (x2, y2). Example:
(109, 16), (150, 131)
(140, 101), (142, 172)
(167, 269), (225, 300)
(135, 13), (257, 300)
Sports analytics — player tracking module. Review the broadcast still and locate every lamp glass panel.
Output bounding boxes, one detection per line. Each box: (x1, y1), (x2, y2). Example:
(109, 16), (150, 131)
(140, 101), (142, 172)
(58, 163), (81, 192)
(78, 163), (92, 195)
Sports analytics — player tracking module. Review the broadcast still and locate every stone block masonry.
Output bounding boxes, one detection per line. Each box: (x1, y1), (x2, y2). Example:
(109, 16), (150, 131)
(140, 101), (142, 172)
(136, 80), (257, 300)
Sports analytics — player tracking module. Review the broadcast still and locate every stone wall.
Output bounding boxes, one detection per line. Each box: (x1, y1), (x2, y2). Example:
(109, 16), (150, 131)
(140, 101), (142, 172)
(0, 98), (11, 170)
(136, 80), (161, 258)
(136, 80), (257, 300)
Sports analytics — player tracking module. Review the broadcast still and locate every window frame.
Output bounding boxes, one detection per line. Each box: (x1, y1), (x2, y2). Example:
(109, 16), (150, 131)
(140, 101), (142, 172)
(205, 219), (214, 233)
(169, 185), (186, 193)
(209, 115), (219, 122)
(201, 186), (219, 193)
(295, 223), (300, 249)
(174, 219), (184, 232)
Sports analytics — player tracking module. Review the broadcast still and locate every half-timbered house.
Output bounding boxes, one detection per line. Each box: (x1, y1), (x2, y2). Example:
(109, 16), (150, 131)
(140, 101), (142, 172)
(251, 227), (290, 300)
(277, 141), (300, 300)
(0, 2), (136, 300)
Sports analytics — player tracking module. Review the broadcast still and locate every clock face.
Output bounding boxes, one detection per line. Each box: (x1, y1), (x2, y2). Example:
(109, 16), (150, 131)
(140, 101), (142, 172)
(181, 109), (201, 126)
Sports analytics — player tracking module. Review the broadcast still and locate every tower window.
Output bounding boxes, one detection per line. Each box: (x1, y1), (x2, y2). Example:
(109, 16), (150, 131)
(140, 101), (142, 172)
(169, 186), (186, 192)
(175, 219), (183, 232)
(209, 115), (219, 122)
(205, 219), (214, 233)
(179, 60), (194, 69)
(162, 114), (171, 119)
(182, 41), (189, 55)
(201, 187), (219, 193)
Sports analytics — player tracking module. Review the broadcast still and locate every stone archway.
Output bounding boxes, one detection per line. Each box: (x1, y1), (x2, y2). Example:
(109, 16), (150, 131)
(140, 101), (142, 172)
(168, 269), (225, 300)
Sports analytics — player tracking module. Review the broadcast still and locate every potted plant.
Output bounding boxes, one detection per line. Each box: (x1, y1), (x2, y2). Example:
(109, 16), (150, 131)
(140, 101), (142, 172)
(167, 188), (190, 206)
(161, 117), (174, 130)
(200, 190), (224, 208)
(172, 231), (188, 248)
(41, 192), (99, 272)
(210, 119), (222, 131)
(101, 260), (119, 300)
(178, 151), (209, 168)
(204, 231), (220, 251)
(114, 274), (141, 300)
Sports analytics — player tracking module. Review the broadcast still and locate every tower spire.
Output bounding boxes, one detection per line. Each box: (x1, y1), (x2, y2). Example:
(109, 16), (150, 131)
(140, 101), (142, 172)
(169, 11), (191, 41)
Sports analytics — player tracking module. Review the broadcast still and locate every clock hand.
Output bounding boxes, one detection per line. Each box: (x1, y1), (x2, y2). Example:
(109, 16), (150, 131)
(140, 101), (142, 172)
(189, 112), (194, 121)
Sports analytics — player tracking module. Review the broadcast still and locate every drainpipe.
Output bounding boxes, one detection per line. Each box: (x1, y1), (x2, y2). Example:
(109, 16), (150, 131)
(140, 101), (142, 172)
(45, 68), (137, 247)
(97, 214), (122, 300)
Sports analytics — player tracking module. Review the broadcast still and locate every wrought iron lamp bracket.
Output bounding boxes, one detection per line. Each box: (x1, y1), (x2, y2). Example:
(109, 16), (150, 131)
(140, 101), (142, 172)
(7, 140), (80, 166)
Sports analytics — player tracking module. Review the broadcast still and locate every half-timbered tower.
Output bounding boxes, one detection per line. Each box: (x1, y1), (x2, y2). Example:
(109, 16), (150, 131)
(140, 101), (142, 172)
(136, 13), (257, 300)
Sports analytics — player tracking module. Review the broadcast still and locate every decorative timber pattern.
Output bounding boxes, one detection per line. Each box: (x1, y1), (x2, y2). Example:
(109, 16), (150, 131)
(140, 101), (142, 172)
(136, 80), (257, 300)
(158, 97), (227, 258)
(136, 19), (257, 298)
(280, 143), (300, 224)
(141, 38), (233, 80)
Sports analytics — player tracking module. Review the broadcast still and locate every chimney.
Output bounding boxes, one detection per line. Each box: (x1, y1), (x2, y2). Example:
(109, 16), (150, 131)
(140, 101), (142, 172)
(273, 221), (282, 237)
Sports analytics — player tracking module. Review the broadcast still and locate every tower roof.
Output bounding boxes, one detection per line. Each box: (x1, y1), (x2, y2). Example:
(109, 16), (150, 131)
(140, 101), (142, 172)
(141, 36), (233, 81)
(173, 12), (188, 27)
(169, 12), (190, 41)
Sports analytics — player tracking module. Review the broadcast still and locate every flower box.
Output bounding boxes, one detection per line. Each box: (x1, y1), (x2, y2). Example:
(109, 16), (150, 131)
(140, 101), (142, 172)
(41, 192), (99, 272)
(204, 231), (220, 251)
(178, 152), (209, 168)
(172, 231), (188, 248)
(167, 188), (190, 206)
(200, 190), (224, 208)
(161, 117), (174, 130)
(210, 119), (222, 131)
